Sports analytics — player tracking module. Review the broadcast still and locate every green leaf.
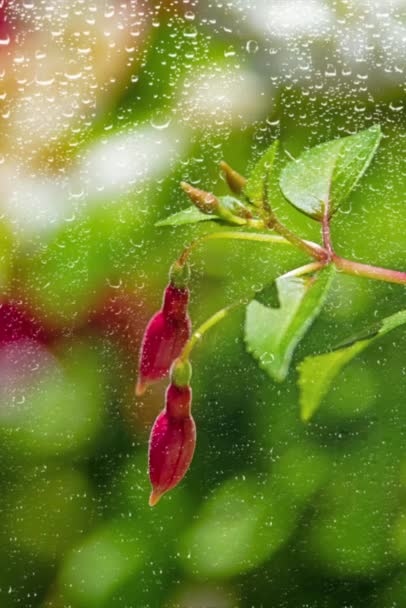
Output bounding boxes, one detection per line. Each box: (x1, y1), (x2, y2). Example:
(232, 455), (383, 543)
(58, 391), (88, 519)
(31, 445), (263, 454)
(155, 206), (215, 227)
(60, 521), (144, 606)
(298, 309), (406, 421)
(280, 125), (382, 220)
(245, 265), (335, 382)
(180, 476), (297, 578)
(218, 195), (253, 218)
(244, 140), (279, 207)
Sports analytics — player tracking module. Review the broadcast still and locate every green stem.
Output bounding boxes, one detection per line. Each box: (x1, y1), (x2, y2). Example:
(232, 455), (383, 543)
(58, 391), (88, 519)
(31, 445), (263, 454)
(202, 231), (289, 246)
(178, 230), (324, 266)
(280, 261), (325, 279)
(261, 172), (327, 261)
(180, 302), (243, 362)
(267, 215), (327, 261)
(333, 255), (406, 285)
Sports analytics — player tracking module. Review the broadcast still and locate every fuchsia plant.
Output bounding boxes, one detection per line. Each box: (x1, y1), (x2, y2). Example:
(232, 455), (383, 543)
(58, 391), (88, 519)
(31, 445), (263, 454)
(137, 125), (406, 505)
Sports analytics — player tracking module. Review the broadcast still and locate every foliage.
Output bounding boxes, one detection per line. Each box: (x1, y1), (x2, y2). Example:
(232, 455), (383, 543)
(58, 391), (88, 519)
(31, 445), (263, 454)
(157, 125), (405, 423)
(1, 6), (406, 607)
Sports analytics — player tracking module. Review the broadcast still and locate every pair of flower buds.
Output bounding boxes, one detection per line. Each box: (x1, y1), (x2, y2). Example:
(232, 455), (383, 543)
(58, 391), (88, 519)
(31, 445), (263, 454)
(136, 163), (248, 505)
(136, 262), (195, 506)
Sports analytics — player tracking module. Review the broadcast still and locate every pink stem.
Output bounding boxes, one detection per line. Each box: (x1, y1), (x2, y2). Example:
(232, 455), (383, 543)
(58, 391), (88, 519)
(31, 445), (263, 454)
(322, 206), (333, 259)
(333, 255), (406, 285)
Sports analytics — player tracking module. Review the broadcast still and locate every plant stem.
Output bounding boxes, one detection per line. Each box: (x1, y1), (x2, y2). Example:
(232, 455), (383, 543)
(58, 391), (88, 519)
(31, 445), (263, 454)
(322, 206), (334, 259)
(180, 302), (243, 362)
(333, 255), (406, 285)
(177, 230), (314, 266)
(203, 231), (289, 246)
(280, 261), (325, 279)
(261, 173), (327, 261)
(266, 215), (327, 261)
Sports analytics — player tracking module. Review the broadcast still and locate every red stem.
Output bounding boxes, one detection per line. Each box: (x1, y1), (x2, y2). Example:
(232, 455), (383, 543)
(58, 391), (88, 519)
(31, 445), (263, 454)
(333, 255), (406, 285)
(322, 206), (333, 260)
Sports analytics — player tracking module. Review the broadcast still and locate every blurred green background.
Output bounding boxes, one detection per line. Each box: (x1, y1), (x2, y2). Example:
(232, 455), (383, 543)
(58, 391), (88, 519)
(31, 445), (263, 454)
(0, 1), (405, 606)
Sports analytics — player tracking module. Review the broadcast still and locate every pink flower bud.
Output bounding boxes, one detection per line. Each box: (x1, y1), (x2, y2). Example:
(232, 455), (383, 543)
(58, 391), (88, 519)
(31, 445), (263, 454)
(148, 384), (196, 506)
(136, 284), (191, 396)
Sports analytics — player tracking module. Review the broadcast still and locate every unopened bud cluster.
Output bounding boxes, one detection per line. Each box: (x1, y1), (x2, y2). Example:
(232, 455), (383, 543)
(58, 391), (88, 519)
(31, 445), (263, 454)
(137, 262), (196, 505)
(137, 162), (254, 504)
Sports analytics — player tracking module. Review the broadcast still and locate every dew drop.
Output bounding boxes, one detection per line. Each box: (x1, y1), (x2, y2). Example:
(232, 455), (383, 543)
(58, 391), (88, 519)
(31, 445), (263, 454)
(246, 40), (259, 54)
(150, 114), (171, 130)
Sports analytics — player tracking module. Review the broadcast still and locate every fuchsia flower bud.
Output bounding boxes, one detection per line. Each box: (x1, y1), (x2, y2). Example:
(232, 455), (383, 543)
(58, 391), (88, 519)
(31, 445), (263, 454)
(136, 263), (191, 396)
(148, 360), (195, 506)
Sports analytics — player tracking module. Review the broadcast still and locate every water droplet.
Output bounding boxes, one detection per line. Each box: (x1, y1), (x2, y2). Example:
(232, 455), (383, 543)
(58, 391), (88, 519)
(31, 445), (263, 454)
(266, 118), (280, 127)
(224, 46), (236, 58)
(107, 278), (123, 289)
(246, 40), (259, 54)
(325, 65), (336, 77)
(64, 71), (83, 81)
(389, 101), (403, 113)
(183, 28), (197, 39)
(150, 115), (171, 130)
(35, 77), (55, 86)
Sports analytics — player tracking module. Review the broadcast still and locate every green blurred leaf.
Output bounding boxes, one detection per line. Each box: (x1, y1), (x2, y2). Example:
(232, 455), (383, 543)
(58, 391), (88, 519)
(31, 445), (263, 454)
(21, 201), (143, 323)
(245, 265), (335, 382)
(244, 140), (279, 207)
(0, 342), (104, 457)
(155, 206), (215, 226)
(298, 309), (406, 421)
(180, 476), (297, 578)
(280, 125), (382, 219)
(60, 520), (144, 608)
(309, 451), (398, 577)
(0, 221), (13, 291)
(272, 444), (329, 503)
(3, 469), (92, 560)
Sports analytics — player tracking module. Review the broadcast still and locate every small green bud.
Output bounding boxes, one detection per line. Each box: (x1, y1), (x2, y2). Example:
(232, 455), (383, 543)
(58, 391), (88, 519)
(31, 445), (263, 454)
(170, 358), (192, 387)
(169, 260), (191, 289)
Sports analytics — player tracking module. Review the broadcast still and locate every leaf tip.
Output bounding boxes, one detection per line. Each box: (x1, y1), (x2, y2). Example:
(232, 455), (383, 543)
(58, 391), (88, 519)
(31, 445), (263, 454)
(369, 123), (382, 134)
(300, 406), (313, 423)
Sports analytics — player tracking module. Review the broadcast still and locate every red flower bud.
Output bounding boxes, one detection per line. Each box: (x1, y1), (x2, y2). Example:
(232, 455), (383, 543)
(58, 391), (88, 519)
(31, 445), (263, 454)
(148, 384), (195, 506)
(136, 284), (191, 396)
